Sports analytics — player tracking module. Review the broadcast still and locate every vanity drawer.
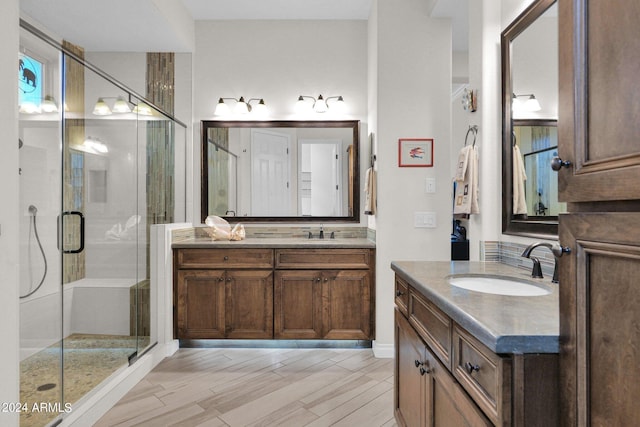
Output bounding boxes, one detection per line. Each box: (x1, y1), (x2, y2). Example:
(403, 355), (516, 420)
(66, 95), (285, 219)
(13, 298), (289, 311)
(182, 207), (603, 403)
(408, 288), (452, 369)
(452, 324), (512, 426)
(175, 248), (274, 269)
(275, 248), (373, 269)
(394, 276), (409, 317)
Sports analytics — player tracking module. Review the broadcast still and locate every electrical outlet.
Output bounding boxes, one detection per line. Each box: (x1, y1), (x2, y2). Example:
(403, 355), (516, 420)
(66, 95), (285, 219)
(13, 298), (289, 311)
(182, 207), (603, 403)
(414, 212), (437, 228)
(426, 178), (436, 193)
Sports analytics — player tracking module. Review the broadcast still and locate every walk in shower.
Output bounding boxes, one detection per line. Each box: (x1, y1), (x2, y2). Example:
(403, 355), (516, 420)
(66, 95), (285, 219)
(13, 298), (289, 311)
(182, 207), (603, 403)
(18, 22), (186, 427)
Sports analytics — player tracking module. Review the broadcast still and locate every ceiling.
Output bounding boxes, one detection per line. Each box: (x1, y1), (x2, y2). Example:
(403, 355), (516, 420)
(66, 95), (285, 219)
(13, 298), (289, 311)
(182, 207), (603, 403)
(20, 0), (467, 52)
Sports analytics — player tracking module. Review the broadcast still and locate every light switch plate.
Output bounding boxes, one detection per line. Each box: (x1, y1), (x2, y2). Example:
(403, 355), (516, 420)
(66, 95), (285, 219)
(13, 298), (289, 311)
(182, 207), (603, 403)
(426, 178), (436, 193)
(414, 212), (436, 228)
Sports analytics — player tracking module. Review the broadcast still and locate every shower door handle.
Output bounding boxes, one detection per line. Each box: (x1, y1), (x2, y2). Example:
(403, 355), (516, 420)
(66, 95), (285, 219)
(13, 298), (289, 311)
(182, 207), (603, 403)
(58, 211), (85, 254)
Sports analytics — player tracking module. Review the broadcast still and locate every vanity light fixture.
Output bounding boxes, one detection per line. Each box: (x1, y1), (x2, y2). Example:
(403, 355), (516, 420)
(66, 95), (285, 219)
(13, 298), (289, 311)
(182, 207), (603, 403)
(512, 93), (542, 112)
(296, 94), (345, 113)
(214, 97), (268, 116)
(19, 95), (59, 114)
(92, 96), (134, 116)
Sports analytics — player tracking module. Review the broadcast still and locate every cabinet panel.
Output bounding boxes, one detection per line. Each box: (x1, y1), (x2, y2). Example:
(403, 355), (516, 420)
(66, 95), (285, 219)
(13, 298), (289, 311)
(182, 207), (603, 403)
(560, 213), (640, 425)
(176, 248), (274, 269)
(275, 248), (373, 269)
(323, 270), (373, 339)
(558, 0), (640, 202)
(176, 270), (225, 339)
(395, 276), (409, 317)
(395, 309), (426, 427)
(225, 270), (274, 339)
(453, 325), (511, 426)
(428, 348), (492, 427)
(274, 270), (322, 339)
(409, 289), (452, 369)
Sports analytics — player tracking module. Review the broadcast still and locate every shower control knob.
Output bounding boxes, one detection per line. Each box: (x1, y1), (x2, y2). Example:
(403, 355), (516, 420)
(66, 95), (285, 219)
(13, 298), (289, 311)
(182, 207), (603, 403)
(551, 156), (572, 171)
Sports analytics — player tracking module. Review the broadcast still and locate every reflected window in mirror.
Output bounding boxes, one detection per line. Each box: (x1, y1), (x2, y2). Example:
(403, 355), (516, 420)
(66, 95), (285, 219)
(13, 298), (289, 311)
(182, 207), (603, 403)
(201, 120), (359, 223)
(502, 0), (562, 238)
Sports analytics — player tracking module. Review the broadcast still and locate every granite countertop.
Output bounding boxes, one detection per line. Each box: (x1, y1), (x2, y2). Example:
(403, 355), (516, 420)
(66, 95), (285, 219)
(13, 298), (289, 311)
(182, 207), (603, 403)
(391, 261), (559, 354)
(172, 237), (376, 249)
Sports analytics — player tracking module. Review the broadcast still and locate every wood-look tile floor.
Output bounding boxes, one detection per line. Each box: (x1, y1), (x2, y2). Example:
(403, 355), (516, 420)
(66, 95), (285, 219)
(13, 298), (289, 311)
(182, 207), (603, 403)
(95, 348), (397, 427)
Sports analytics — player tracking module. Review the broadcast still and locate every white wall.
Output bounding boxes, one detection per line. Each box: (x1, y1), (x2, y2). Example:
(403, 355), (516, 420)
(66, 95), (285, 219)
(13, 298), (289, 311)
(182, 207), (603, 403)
(372, 0), (453, 353)
(0, 1), (20, 424)
(193, 20), (368, 225)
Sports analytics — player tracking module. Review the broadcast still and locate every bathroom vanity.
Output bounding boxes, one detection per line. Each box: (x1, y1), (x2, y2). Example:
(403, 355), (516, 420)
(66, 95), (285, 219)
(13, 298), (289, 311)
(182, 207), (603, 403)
(173, 237), (375, 341)
(392, 261), (559, 426)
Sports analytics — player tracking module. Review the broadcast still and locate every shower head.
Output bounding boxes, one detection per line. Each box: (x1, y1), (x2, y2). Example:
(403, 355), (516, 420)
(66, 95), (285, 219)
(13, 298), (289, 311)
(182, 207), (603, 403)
(28, 205), (38, 215)
(19, 138), (23, 149)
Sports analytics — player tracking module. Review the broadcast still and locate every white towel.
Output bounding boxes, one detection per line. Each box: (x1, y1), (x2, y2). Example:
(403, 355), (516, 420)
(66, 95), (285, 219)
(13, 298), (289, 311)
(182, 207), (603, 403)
(454, 145), (472, 182)
(513, 145), (528, 215)
(364, 167), (376, 215)
(453, 146), (480, 215)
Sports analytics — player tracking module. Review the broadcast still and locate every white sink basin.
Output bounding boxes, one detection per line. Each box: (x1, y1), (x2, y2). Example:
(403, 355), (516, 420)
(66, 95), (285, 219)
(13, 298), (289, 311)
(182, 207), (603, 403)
(448, 275), (551, 296)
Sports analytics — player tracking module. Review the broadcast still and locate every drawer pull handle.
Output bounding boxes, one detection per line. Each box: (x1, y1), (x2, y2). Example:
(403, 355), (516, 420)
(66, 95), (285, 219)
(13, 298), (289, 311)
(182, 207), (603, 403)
(396, 290), (404, 297)
(464, 362), (480, 374)
(414, 360), (430, 375)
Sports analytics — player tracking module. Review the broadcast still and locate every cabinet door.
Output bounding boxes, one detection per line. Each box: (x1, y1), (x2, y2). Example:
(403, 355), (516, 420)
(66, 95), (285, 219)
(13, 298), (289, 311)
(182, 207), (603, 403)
(225, 270), (274, 339)
(426, 345), (492, 427)
(274, 270), (323, 339)
(395, 309), (426, 427)
(558, 0), (640, 202)
(176, 269), (225, 339)
(323, 270), (373, 339)
(559, 212), (640, 425)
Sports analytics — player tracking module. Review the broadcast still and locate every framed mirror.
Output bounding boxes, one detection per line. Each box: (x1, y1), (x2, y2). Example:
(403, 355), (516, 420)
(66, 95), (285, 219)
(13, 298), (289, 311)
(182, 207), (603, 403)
(501, 0), (562, 237)
(201, 120), (360, 223)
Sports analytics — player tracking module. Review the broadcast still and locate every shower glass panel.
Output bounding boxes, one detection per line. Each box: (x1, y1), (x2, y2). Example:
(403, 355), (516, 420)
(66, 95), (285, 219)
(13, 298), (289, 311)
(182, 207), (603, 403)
(19, 22), (186, 427)
(18, 27), (64, 427)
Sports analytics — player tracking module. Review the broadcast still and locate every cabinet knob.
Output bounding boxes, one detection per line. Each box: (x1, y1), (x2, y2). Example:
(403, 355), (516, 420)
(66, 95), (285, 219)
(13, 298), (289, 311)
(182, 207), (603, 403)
(464, 362), (480, 374)
(223, 256), (229, 261)
(414, 359), (422, 368)
(226, 277), (232, 282)
(324, 277), (329, 282)
(414, 360), (430, 375)
(419, 367), (430, 376)
(316, 277), (321, 282)
(218, 277), (224, 282)
(396, 290), (404, 297)
(551, 156), (572, 171)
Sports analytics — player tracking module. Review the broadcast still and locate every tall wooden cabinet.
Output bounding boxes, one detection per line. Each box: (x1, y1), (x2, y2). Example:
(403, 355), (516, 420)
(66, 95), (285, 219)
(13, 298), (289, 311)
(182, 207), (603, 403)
(558, 1), (640, 424)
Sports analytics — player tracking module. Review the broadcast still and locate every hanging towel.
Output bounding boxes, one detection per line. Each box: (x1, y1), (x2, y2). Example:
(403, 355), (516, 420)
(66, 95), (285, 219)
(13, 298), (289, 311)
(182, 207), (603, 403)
(453, 146), (480, 215)
(513, 144), (528, 215)
(454, 145), (472, 182)
(364, 167), (377, 215)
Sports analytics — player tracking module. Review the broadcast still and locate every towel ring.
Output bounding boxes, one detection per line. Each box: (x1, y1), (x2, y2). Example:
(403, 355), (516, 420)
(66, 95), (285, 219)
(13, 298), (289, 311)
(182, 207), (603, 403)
(465, 125), (478, 147)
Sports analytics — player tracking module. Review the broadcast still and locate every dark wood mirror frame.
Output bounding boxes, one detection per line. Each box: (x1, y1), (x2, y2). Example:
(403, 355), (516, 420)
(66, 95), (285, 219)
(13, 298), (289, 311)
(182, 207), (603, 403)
(201, 120), (360, 224)
(501, 0), (558, 238)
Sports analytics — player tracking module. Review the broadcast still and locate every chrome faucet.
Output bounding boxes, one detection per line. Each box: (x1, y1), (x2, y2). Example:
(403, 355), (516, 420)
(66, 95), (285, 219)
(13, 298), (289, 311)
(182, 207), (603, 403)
(521, 242), (570, 284)
(319, 225), (324, 240)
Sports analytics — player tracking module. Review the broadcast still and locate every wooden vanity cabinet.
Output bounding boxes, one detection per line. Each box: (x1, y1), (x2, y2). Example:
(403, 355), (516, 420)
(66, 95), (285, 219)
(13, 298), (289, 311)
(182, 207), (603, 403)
(394, 275), (558, 426)
(274, 248), (375, 340)
(174, 248), (274, 339)
(174, 246), (375, 341)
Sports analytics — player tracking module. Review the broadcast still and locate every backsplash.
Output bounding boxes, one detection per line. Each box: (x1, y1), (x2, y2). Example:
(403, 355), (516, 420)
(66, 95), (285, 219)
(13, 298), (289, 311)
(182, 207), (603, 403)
(482, 241), (555, 276)
(172, 226), (373, 242)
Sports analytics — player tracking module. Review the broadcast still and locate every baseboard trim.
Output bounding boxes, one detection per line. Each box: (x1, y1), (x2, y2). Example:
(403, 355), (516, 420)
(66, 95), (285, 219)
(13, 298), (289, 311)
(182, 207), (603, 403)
(372, 341), (394, 358)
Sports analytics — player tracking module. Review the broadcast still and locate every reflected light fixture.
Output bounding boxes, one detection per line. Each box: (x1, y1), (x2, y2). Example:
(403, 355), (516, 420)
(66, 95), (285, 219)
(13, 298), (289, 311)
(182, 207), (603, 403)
(214, 97), (267, 116)
(82, 136), (109, 154)
(92, 96), (136, 116)
(132, 102), (153, 116)
(296, 94), (345, 113)
(19, 95), (59, 114)
(512, 93), (541, 112)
